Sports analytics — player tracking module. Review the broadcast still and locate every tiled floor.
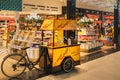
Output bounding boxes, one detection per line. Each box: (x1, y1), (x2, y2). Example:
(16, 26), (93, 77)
(0, 46), (120, 80)
(38, 51), (120, 80)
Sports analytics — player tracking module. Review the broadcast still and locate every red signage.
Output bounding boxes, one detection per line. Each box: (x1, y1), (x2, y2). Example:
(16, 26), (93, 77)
(104, 15), (114, 19)
(87, 14), (99, 18)
(0, 16), (15, 26)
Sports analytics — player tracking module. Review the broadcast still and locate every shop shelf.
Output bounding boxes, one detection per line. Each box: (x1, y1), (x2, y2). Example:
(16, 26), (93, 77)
(14, 39), (30, 43)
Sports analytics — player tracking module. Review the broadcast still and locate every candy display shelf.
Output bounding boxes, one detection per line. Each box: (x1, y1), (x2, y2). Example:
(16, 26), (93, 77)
(78, 28), (103, 52)
(8, 30), (35, 53)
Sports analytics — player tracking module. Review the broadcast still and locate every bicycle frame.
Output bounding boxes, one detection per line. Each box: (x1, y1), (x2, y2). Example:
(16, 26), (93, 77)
(22, 46), (52, 71)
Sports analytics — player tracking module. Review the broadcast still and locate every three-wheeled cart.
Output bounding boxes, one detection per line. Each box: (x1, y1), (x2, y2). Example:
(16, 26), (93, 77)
(39, 19), (80, 73)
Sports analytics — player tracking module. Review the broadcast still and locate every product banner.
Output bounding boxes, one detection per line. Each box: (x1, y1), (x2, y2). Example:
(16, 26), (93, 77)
(0, 0), (22, 11)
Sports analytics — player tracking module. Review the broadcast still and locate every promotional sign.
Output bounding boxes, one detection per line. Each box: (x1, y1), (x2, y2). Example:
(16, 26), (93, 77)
(22, 0), (62, 14)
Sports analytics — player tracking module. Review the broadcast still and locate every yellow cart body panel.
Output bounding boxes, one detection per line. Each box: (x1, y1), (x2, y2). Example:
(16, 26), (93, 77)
(51, 45), (80, 67)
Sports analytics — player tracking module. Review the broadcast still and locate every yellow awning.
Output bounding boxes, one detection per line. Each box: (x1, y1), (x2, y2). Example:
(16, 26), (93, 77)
(40, 19), (78, 30)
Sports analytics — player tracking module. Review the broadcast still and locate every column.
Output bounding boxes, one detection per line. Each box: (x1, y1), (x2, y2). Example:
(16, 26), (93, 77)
(114, 0), (119, 49)
(67, 0), (76, 19)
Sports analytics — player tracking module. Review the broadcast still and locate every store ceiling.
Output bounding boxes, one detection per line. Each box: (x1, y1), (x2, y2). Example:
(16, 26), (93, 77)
(0, 0), (116, 16)
(77, 0), (115, 10)
(61, 0), (116, 12)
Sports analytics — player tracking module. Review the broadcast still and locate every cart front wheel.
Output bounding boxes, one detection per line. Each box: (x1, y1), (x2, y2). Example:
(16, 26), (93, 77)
(61, 57), (74, 73)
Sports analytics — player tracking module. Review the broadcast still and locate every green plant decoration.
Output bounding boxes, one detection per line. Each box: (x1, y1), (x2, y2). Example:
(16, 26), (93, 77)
(77, 15), (93, 28)
(18, 15), (44, 30)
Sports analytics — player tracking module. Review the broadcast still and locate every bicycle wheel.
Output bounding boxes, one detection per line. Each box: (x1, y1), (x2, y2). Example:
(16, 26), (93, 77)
(1, 53), (27, 77)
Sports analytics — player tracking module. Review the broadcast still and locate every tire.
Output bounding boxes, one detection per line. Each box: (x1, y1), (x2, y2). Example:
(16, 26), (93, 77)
(1, 53), (27, 77)
(61, 58), (74, 73)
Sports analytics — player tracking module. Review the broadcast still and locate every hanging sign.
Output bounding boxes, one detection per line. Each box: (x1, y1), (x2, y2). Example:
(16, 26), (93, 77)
(22, 0), (62, 15)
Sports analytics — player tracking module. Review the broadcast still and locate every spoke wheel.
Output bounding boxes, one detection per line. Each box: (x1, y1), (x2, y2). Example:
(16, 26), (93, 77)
(1, 54), (27, 77)
(61, 58), (74, 73)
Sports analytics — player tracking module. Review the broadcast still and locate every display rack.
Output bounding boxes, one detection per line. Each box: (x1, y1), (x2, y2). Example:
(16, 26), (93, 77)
(78, 27), (103, 52)
(0, 27), (4, 47)
(0, 20), (8, 47)
(8, 29), (52, 62)
(32, 31), (42, 44)
(0, 18), (16, 48)
(32, 31), (53, 46)
(100, 13), (114, 46)
(8, 30), (35, 54)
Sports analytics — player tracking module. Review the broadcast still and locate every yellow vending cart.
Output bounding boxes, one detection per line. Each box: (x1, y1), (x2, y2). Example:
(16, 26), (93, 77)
(39, 19), (80, 73)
